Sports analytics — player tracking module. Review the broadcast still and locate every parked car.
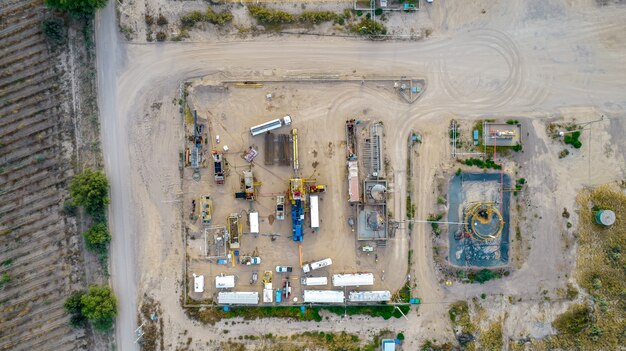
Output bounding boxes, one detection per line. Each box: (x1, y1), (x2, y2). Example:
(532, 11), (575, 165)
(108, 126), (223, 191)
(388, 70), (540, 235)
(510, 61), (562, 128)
(276, 266), (293, 273)
(244, 256), (261, 265)
(283, 281), (292, 300)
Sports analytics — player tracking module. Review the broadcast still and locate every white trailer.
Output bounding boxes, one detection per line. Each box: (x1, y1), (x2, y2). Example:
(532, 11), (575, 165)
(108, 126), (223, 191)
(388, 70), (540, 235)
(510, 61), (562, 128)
(250, 116), (292, 136)
(249, 212), (259, 234)
(349, 291), (391, 302)
(332, 273), (374, 287)
(300, 276), (328, 286)
(218, 292), (259, 305)
(302, 258), (332, 273)
(303, 290), (345, 304)
(215, 275), (236, 289)
(310, 195), (319, 229)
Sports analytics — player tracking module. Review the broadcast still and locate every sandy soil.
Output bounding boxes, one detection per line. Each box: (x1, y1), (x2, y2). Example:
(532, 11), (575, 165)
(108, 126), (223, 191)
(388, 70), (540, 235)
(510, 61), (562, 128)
(95, 0), (626, 349)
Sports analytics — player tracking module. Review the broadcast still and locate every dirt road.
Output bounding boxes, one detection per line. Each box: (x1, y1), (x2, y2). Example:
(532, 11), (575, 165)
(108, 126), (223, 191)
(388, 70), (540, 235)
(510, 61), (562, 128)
(95, 0), (626, 349)
(96, 2), (139, 350)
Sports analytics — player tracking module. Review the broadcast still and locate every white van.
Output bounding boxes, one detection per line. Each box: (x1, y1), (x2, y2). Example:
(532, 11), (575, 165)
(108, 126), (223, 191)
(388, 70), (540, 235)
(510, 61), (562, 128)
(302, 258), (332, 273)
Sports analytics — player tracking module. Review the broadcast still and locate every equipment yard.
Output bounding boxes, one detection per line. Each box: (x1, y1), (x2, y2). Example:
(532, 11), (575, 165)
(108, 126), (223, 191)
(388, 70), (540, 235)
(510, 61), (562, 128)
(182, 81), (412, 306)
(93, 0), (626, 350)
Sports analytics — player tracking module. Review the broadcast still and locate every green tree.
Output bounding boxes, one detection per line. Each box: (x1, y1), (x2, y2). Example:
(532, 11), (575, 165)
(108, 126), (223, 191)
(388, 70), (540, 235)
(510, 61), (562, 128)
(64, 290), (86, 314)
(69, 169), (109, 218)
(45, 0), (109, 17)
(83, 223), (111, 252)
(81, 285), (117, 331)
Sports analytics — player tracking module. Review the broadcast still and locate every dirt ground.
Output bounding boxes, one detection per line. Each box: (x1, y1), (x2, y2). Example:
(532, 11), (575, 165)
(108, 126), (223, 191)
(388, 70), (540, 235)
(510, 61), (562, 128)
(96, 0), (626, 349)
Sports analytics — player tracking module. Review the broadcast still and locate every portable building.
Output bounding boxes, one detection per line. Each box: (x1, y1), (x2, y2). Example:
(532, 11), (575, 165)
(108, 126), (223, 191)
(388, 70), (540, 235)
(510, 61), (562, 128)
(301, 276), (328, 286)
(249, 212), (259, 234)
(348, 291), (391, 302)
(303, 290), (345, 304)
(332, 273), (374, 287)
(310, 195), (320, 229)
(215, 275), (236, 289)
(217, 292), (259, 305)
(193, 274), (204, 293)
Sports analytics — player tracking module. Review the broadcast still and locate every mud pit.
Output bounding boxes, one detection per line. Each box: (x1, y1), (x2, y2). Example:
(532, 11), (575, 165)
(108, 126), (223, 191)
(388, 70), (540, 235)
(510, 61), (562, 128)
(182, 80), (414, 304)
(447, 173), (511, 267)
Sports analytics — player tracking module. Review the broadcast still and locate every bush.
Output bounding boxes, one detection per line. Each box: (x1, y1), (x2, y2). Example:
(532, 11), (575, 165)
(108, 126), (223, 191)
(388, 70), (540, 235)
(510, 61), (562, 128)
(356, 10), (363, 16)
(375, 8), (383, 16)
(157, 14), (168, 26)
(472, 269), (499, 284)
(397, 332), (405, 340)
(145, 14), (154, 25)
(248, 5), (295, 25)
(553, 304), (591, 335)
(42, 18), (67, 46)
(353, 18), (386, 36)
(45, 0), (108, 17)
(83, 223), (111, 252)
(564, 130), (582, 149)
(69, 169), (109, 217)
(206, 8), (234, 25)
(156, 31), (167, 41)
(81, 285), (117, 331)
(512, 143), (522, 152)
(64, 291), (86, 314)
(299, 11), (337, 24)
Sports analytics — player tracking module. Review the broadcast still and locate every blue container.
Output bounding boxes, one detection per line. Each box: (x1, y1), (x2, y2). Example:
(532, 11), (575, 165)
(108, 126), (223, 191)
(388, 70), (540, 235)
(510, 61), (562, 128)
(223, 306), (229, 312)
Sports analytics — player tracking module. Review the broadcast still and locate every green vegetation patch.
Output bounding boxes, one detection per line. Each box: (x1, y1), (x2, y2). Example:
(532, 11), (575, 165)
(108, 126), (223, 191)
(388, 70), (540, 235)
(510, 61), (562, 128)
(45, 0), (108, 17)
(180, 7), (234, 29)
(460, 158), (502, 170)
(69, 169), (110, 220)
(65, 285), (117, 331)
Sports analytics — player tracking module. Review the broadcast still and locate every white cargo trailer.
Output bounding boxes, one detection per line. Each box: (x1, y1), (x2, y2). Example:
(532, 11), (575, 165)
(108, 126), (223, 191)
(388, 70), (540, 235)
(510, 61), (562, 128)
(218, 292), (259, 305)
(303, 290), (345, 303)
(249, 212), (259, 234)
(250, 116), (292, 136)
(300, 276), (328, 286)
(349, 291), (391, 302)
(332, 273), (374, 287)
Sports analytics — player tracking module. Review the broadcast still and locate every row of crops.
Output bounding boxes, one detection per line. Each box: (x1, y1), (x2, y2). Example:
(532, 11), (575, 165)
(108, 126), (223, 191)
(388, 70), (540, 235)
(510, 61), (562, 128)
(0, 0), (90, 349)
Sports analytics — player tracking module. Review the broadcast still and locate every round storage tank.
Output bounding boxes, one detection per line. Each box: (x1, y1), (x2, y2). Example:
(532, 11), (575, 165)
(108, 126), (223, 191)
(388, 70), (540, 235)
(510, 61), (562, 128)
(595, 210), (616, 226)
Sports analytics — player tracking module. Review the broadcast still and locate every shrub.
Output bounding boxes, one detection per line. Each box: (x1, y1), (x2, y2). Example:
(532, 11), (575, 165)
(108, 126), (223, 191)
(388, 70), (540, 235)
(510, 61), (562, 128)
(506, 119), (519, 125)
(156, 31), (167, 41)
(299, 11), (337, 24)
(353, 18), (386, 36)
(356, 10), (363, 16)
(157, 14), (168, 26)
(248, 5), (295, 25)
(206, 7), (233, 25)
(181, 11), (205, 28)
(145, 14), (154, 25)
(512, 143), (522, 152)
(42, 18), (67, 46)
(397, 332), (405, 340)
(81, 285), (117, 331)
(83, 223), (111, 252)
(473, 269), (499, 284)
(553, 304), (591, 335)
(375, 8), (383, 16)
(564, 130), (582, 149)
(65, 291), (86, 314)
(69, 169), (109, 217)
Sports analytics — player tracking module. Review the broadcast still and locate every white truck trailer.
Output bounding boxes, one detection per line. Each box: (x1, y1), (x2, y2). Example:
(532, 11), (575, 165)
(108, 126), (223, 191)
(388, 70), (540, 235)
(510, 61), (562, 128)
(302, 258), (332, 273)
(250, 116), (292, 136)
